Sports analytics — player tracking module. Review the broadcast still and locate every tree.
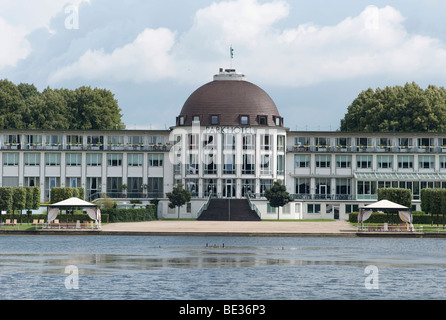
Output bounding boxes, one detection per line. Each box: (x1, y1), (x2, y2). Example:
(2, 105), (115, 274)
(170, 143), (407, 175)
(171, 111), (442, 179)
(264, 181), (293, 220)
(0, 79), (125, 130)
(166, 184), (191, 219)
(0, 187), (13, 224)
(12, 187), (26, 223)
(377, 188), (411, 208)
(340, 82), (446, 132)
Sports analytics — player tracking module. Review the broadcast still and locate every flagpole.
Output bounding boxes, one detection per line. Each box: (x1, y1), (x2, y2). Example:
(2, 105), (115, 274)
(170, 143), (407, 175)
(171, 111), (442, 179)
(230, 45), (234, 69)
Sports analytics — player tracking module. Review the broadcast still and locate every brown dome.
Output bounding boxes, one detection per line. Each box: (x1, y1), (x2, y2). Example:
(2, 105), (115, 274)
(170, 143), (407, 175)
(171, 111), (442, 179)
(177, 77), (282, 127)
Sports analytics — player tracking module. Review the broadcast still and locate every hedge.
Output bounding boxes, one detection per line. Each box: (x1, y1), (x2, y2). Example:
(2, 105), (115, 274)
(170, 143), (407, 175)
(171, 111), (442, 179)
(1, 213), (109, 224)
(349, 212), (446, 225)
(100, 207), (157, 223)
(1, 207), (156, 224)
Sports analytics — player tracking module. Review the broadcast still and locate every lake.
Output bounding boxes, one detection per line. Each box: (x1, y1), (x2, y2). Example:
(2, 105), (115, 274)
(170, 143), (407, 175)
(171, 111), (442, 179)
(0, 235), (445, 300)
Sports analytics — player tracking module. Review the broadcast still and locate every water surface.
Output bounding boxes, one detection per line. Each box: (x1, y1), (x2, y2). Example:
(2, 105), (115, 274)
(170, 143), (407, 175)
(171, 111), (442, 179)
(0, 236), (445, 300)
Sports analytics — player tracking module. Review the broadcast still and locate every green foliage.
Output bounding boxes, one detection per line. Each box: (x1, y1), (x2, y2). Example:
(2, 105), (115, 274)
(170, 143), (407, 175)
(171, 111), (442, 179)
(101, 207), (156, 223)
(166, 184), (191, 219)
(264, 181), (293, 220)
(0, 187), (13, 213)
(420, 188), (446, 215)
(377, 188), (411, 208)
(51, 187), (85, 203)
(340, 82), (446, 132)
(0, 79), (125, 130)
(12, 187), (26, 211)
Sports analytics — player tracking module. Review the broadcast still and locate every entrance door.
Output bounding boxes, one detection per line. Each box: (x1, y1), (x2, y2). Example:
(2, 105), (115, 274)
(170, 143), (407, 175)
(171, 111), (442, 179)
(319, 185), (327, 199)
(223, 179), (235, 198)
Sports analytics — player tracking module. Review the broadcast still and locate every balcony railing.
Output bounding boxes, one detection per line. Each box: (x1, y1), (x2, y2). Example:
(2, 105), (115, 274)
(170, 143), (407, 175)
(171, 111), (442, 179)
(287, 145), (446, 153)
(3, 143), (173, 152)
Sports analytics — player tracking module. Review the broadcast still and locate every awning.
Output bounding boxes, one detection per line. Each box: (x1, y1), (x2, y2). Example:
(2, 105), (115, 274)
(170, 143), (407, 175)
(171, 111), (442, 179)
(354, 172), (446, 181)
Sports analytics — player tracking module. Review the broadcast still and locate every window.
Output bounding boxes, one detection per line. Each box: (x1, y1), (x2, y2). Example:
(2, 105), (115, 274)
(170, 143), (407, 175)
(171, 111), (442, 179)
(295, 155), (310, 168)
(260, 179), (272, 195)
(25, 135), (42, 147)
(307, 204), (321, 214)
(25, 153), (40, 166)
(398, 155), (414, 169)
(24, 177), (39, 187)
(107, 153), (122, 167)
(188, 154), (199, 174)
(258, 116), (267, 125)
(224, 134), (236, 150)
(336, 179), (351, 196)
(336, 155), (351, 168)
(440, 156), (446, 169)
(66, 153), (81, 166)
(398, 138), (412, 148)
(188, 134), (199, 150)
(295, 178), (310, 195)
(260, 154), (271, 174)
(204, 153), (217, 174)
(211, 115), (219, 125)
(335, 137), (351, 148)
(87, 153), (102, 166)
(356, 155), (372, 169)
(224, 154), (235, 174)
(261, 134), (272, 150)
(3, 153), (19, 166)
(67, 135), (83, 146)
(356, 137), (372, 148)
(316, 155), (330, 168)
(242, 134), (255, 150)
(128, 177), (143, 196)
(192, 115), (200, 123)
(418, 155), (435, 169)
(147, 178), (163, 197)
(107, 177), (122, 194)
(67, 177), (80, 188)
(242, 154), (255, 174)
(148, 154), (163, 167)
(148, 135), (164, 145)
(417, 138), (433, 148)
(203, 134), (215, 149)
(128, 136), (144, 146)
(240, 115), (249, 125)
(376, 137), (391, 148)
(45, 135), (62, 146)
(277, 155), (284, 175)
(345, 204), (359, 213)
(277, 135), (285, 151)
(315, 137), (329, 147)
(87, 135), (104, 146)
(357, 181), (376, 196)
(108, 136), (124, 146)
(179, 116), (185, 125)
(274, 116), (281, 126)
(294, 137), (310, 147)
(128, 153), (143, 167)
(45, 177), (60, 200)
(377, 155), (393, 169)
(45, 153), (61, 166)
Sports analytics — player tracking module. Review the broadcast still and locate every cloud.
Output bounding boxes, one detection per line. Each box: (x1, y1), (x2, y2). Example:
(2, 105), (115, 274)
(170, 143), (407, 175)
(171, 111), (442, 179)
(44, 1), (446, 89)
(0, 17), (30, 69)
(49, 27), (177, 83)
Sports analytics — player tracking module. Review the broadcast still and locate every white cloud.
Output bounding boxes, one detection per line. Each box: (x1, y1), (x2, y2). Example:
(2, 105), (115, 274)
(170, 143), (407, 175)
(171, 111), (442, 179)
(49, 27), (177, 83)
(37, 1), (446, 88)
(0, 17), (30, 69)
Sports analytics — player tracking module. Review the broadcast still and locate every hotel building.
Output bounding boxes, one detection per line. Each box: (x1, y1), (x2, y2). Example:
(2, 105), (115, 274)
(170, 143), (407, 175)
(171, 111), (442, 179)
(2, 68), (446, 219)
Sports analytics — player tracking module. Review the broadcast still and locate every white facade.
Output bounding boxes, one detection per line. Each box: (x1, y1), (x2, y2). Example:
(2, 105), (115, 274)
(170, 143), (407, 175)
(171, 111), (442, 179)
(2, 70), (446, 220)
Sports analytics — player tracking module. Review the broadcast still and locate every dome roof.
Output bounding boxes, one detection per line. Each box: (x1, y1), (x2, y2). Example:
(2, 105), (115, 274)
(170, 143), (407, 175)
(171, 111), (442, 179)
(177, 70), (282, 127)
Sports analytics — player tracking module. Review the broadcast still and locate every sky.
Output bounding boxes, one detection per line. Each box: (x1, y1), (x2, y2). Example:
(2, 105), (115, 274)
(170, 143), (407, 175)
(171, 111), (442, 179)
(1, 0), (446, 131)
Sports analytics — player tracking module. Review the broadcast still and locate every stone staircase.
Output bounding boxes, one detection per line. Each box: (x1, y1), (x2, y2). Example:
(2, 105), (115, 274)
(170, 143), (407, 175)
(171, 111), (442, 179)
(197, 198), (261, 221)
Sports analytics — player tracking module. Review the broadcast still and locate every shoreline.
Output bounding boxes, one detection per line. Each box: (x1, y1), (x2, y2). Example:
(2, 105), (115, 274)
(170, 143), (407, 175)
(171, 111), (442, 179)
(0, 220), (445, 238)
